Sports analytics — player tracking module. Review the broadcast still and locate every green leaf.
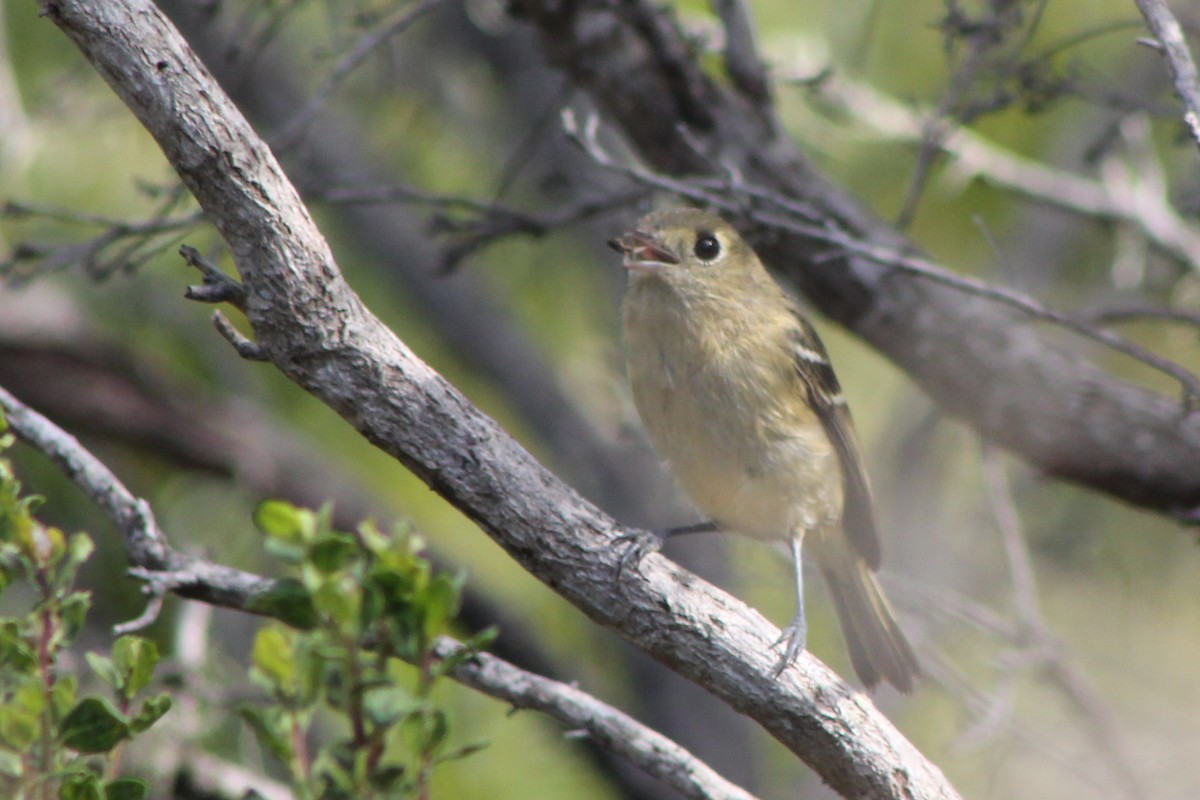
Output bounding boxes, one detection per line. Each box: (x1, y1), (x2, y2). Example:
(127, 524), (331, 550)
(248, 579), (318, 630)
(14, 677), (46, 716)
(112, 636), (159, 699)
(58, 591), (92, 646)
(86, 653), (120, 692)
(64, 532), (94, 568)
(362, 685), (417, 728)
(421, 572), (463, 642)
(356, 519), (391, 556)
(402, 707), (447, 757)
(250, 626), (296, 691)
(368, 764), (407, 792)
(253, 500), (313, 544)
(311, 575), (359, 631)
(129, 693), (171, 734)
(59, 697), (129, 753)
(425, 708), (449, 754)
(64, 533), (95, 574)
(104, 778), (149, 800)
(51, 675), (78, 718)
(0, 747), (21, 777)
(262, 537), (306, 565)
(309, 533), (358, 574)
(237, 706), (292, 762)
(0, 704), (38, 749)
(59, 773), (104, 800)
(0, 624), (35, 672)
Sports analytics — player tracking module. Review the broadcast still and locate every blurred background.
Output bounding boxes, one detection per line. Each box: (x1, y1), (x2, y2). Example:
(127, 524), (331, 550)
(2, 0), (1200, 797)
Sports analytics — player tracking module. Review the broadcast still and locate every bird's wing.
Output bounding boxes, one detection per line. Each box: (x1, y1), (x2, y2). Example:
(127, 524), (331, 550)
(788, 311), (881, 568)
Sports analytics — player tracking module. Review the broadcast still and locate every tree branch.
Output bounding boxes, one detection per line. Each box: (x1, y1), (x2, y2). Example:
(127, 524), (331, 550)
(37, 2), (956, 798)
(1134, 0), (1200, 150)
(433, 638), (760, 800)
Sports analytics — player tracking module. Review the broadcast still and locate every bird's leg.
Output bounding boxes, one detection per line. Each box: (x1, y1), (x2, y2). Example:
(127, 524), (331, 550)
(772, 532), (807, 676)
(613, 519), (719, 581)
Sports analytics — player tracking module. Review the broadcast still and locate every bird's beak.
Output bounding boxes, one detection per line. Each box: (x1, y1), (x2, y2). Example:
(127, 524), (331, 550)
(608, 230), (679, 272)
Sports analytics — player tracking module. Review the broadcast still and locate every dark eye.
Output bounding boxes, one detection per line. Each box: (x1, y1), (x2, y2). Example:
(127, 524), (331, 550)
(693, 232), (721, 261)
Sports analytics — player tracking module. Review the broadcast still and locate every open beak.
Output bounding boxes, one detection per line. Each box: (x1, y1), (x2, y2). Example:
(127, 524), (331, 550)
(607, 230), (679, 272)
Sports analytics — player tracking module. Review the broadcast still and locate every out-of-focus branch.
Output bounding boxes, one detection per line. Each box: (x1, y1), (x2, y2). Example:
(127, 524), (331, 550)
(270, 0), (444, 151)
(37, 3), (954, 798)
(710, 0), (769, 106)
(808, 75), (1200, 268)
(1134, 0), (1200, 149)
(980, 445), (1145, 800)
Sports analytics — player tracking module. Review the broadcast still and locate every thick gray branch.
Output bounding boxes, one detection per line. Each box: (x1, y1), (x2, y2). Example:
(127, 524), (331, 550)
(39, 2), (957, 798)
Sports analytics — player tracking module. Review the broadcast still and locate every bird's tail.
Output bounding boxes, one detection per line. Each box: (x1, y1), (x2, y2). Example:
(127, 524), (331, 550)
(821, 556), (919, 693)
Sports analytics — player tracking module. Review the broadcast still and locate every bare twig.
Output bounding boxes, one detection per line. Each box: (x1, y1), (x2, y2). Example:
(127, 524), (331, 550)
(1134, 0), (1200, 150)
(710, 0), (770, 105)
(980, 444), (1146, 800)
(314, 182), (646, 270)
(0, 382), (275, 612)
(1083, 304), (1200, 327)
(435, 638), (760, 800)
(271, 0), (444, 151)
(212, 311), (268, 361)
(805, 76), (1200, 269)
(181, 245), (247, 308)
(1, 201), (203, 281)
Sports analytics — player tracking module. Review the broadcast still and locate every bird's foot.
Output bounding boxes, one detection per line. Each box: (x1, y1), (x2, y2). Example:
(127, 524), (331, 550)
(612, 520), (717, 583)
(612, 528), (665, 582)
(770, 613), (808, 677)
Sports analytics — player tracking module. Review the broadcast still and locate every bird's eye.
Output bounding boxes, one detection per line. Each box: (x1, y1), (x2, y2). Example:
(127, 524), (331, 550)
(693, 232), (721, 262)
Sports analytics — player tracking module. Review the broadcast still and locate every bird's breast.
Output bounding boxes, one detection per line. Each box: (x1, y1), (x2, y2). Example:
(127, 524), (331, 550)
(623, 283), (840, 539)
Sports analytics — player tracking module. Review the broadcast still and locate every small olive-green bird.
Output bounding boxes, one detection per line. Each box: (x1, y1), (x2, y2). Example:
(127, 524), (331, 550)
(610, 207), (919, 692)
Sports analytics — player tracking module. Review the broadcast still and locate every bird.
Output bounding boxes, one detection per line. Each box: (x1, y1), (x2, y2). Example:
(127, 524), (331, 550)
(609, 206), (919, 691)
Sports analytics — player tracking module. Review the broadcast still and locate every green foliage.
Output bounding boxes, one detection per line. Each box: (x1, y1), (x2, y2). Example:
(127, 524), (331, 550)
(0, 427), (167, 800)
(243, 500), (493, 799)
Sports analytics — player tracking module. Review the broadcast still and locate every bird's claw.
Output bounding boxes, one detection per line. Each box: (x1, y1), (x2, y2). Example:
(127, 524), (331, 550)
(770, 614), (808, 677)
(612, 528), (665, 583)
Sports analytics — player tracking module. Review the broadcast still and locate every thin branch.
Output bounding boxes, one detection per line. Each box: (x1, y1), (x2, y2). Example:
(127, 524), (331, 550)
(802, 76), (1200, 269)
(979, 443), (1146, 800)
(271, 0), (444, 152)
(1083, 304), (1200, 327)
(1134, 0), (1200, 150)
(313, 182), (647, 270)
(434, 638), (760, 800)
(710, 0), (770, 105)
(0, 382), (274, 611)
(1, 201), (204, 281)
(981, 446), (1041, 629)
